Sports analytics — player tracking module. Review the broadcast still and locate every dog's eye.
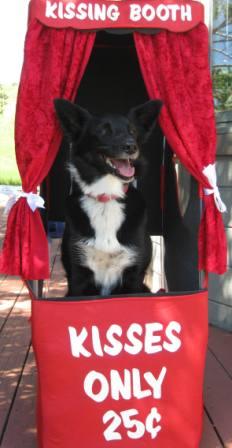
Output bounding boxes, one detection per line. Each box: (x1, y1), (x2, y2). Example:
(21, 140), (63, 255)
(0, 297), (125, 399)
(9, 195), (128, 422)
(100, 123), (112, 136)
(129, 127), (137, 137)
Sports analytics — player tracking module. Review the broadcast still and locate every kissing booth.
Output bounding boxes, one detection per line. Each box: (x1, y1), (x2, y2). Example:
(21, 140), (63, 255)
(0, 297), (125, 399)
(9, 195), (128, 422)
(0, 0), (228, 446)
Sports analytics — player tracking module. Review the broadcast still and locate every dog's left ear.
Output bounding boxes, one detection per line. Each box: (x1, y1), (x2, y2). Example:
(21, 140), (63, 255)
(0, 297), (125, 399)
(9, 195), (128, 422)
(128, 100), (163, 143)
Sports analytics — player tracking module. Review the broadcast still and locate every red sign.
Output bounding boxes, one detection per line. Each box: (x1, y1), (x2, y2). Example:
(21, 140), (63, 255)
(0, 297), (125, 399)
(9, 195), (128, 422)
(31, 291), (208, 448)
(30, 0), (204, 31)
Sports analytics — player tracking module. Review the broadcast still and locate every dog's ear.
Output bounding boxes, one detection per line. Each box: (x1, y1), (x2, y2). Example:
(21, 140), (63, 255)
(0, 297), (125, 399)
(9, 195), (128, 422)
(128, 100), (163, 143)
(54, 99), (91, 141)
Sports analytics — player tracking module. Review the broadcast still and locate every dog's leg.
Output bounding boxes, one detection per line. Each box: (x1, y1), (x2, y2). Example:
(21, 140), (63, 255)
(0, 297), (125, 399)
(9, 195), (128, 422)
(114, 266), (151, 295)
(67, 266), (99, 298)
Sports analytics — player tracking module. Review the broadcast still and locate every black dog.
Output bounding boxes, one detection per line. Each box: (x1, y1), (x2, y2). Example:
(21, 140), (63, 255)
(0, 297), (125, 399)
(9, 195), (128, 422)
(54, 99), (162, 297)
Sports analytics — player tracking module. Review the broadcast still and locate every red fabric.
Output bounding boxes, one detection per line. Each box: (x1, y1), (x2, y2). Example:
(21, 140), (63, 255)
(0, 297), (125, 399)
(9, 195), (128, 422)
(134, 24), (227, 275)
(0, 20), (95, 279)
(31, 291), (208, 448)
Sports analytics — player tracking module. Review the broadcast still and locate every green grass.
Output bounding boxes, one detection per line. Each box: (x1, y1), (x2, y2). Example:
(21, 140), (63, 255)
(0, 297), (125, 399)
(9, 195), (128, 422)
(0, 84), (21, 185)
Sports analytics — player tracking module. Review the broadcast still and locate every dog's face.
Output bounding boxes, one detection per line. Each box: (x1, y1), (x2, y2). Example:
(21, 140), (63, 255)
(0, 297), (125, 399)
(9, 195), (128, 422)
(54, 99), (162, 182)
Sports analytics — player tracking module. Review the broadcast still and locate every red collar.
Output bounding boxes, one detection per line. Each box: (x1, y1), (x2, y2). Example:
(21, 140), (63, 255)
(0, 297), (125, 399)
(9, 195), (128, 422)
(86, 184), (129, 203)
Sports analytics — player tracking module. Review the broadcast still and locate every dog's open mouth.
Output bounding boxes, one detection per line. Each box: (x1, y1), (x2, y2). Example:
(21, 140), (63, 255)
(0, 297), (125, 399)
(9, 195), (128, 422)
(103, 156), (136, 179)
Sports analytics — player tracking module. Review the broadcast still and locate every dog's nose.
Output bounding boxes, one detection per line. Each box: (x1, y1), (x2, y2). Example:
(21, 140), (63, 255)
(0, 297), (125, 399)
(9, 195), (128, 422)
(121, 143), (137, 154)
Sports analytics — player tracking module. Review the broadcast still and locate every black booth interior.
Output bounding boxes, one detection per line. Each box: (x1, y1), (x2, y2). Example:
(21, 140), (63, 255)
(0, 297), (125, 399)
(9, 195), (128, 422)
(43, 31), (201, 292)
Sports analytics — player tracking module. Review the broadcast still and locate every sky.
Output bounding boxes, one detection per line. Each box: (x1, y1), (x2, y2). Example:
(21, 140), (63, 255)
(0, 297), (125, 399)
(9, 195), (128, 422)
(0, 0), (30, 83)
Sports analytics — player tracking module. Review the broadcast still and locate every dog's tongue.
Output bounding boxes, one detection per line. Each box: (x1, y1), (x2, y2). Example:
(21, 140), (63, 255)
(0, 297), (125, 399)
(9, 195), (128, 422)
(112, 159), (135, 178)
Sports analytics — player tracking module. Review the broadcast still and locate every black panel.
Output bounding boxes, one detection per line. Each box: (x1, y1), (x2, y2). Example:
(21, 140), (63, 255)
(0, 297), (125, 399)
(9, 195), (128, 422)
(76, 31), (147, 113)
(163, 145), (200, 291)
(43, 141), (70, 222)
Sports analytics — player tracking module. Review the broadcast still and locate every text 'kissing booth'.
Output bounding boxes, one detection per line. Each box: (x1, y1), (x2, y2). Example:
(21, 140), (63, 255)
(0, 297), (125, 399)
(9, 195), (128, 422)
(0, 0), (228, 446)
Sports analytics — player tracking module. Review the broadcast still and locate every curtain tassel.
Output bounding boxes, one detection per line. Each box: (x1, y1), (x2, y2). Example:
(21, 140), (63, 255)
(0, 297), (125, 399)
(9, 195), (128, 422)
(5, 191), (45, 214)
(203, 163), (227, 213)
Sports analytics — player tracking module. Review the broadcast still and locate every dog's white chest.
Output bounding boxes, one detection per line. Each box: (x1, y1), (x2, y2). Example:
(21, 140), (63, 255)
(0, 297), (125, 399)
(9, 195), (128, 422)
(78, 197), (136, 295)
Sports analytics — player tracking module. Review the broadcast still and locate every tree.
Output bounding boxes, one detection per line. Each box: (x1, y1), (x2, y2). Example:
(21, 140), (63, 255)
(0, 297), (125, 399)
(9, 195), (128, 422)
(0, 84), (8, 115)
(213, 69), (232, 111)
(212, 0), (232, 112)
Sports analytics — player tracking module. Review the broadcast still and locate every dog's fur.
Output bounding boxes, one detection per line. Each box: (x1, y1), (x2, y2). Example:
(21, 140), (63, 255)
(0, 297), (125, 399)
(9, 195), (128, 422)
(54, 99), (162, 297)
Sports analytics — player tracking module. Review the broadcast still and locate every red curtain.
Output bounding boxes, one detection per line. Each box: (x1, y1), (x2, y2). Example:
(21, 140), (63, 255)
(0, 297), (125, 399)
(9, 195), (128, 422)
(0, 20), (95, 279)
(134, 23), (227, 275)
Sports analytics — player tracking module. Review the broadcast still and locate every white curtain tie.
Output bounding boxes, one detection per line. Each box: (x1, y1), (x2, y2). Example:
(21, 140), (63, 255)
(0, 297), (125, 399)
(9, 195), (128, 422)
(203, 164), (227, 213)
(5, 191), (45, 214)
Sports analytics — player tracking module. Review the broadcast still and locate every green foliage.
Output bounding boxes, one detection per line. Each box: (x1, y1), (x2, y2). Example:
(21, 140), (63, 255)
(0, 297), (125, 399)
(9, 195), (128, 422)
(0, 84), (8, 115)
(213, 0), (232, 22)
(213, 68), (232, 111)
(0, 84), (21, 185)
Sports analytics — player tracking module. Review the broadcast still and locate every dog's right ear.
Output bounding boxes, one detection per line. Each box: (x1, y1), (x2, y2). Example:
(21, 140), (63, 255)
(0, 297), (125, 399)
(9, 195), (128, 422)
(54, 99), (91, 140)
(128, 100), (163, 143)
